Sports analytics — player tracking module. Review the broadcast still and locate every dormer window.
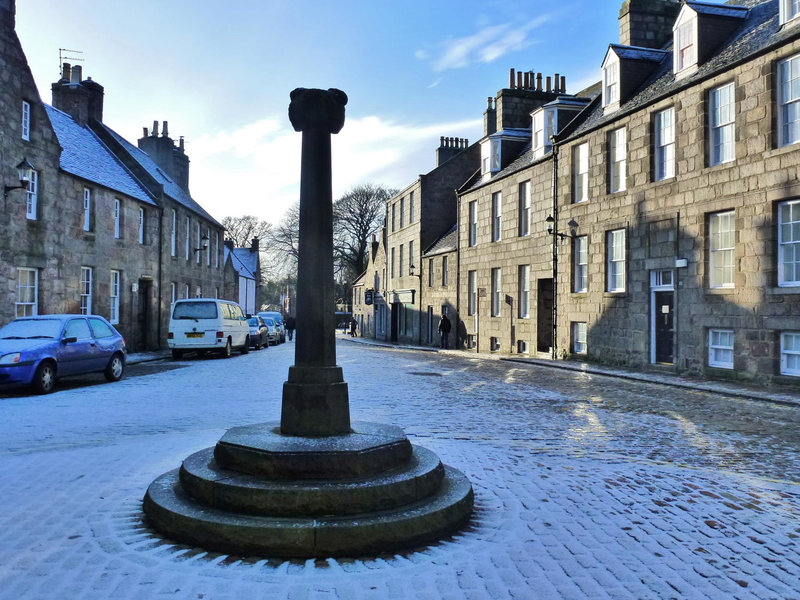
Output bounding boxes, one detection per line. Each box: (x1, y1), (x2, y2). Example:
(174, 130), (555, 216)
(480, 138), (501, 178)
(603, 57), (619, 108)
(781, 0), (800, 25)
(673, 6), (699, 78)
(531, 108), (555, 159)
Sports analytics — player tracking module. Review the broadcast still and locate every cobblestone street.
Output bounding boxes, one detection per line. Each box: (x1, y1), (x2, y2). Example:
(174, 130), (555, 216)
(0, 340), (798, 599)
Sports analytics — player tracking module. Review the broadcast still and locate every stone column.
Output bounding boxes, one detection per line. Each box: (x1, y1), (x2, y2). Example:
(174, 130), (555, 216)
(281, 88), (351, 436)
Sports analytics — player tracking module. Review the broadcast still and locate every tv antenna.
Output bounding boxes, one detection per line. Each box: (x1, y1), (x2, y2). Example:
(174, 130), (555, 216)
(59, 48), (84, 77)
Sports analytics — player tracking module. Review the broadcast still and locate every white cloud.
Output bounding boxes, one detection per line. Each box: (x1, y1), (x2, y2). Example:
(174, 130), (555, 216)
(187, 114), (483, 227)
(425, 16), (552, 72)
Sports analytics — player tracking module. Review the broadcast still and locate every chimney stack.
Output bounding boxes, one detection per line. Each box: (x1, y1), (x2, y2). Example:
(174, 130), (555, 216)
(138, 119), (191, 191)
(436, 136), (469, 166)
(619, 0), (681, 49)
(483, 96), (497, 137)
(51, 64), (104, 124)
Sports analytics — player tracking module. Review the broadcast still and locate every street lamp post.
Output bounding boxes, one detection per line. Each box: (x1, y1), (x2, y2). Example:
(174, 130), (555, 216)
(545, 215), (579, 360)
(409, 263), (422, 345)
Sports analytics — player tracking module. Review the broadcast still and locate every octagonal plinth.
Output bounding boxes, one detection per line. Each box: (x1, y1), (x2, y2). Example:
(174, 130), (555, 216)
(214, 421), (412, 479)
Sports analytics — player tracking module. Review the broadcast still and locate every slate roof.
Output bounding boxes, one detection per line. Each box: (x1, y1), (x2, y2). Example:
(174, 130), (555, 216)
(423, 224), (458, 256)
(609, 44), (669, 62)
(96, 123), (222, 226)
(563, 0), (785, 142)
(686, 0), (749, 18)
(44, 105), (155, 205)
(227, 247), (257, 279)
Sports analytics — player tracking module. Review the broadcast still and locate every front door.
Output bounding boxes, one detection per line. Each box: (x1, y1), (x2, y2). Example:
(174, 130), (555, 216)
(651, 270), (675, 364)
(390, 303), (399, 342)
(136, 279), (152, 351)
(537, 278), (553, 353)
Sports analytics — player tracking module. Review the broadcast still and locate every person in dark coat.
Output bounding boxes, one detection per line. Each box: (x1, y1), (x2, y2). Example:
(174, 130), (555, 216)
(437, 314), (451, 349)
(285, 315), (296, 341)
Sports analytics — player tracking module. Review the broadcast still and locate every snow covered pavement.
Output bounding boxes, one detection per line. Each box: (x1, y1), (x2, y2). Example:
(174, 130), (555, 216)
(0, 341), (798, 599)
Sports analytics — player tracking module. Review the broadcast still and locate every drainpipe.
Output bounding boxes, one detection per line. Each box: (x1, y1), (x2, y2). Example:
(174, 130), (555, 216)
(157, 205), (164, 349)
(550, 136), (559, 360)
(455, 188), (461, 350)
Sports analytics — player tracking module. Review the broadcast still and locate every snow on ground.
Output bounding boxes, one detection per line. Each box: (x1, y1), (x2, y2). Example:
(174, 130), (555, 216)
(0, 339), (798, 599)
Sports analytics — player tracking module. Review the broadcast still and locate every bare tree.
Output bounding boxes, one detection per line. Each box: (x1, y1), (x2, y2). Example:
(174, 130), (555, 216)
(333, 183), (395, 282)
(266, 201), (300, 278)
(221, 215), (272, 249)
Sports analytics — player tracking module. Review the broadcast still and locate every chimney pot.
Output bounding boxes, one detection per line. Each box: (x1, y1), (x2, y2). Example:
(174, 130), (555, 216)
(143, 127), (149, 137)
(554, 73), (560, 92)
(152, 121), (159, 137)
(546, 76), (552, 92)
(517, 70), (523, 89)
(162, 120), (169, 138)
(536, 72), (542, 91)
(561, 75), (566, 93)
(179, 136), (185, 151)
(61, 62), (71, 82)
(70, 64), (82, 84)
(509, 68), (516, 89)
(523, 71), (531, 89)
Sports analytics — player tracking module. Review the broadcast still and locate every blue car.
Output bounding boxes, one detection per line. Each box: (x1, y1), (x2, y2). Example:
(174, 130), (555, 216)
(0, 314), (127, 394)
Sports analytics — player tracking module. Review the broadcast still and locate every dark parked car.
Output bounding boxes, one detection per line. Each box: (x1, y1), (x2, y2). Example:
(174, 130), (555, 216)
(246, 316), (270, 350)
(261, 316), (279, 346)
(0, 314), (127, 394)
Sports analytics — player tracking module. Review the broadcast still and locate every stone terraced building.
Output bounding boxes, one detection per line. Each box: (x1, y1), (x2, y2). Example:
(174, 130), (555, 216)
(1, 0), (231, 350)
(458, 0), (800, 385)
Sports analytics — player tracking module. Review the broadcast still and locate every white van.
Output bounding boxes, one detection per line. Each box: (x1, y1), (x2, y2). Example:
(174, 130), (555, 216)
(168, 298), (250, 359)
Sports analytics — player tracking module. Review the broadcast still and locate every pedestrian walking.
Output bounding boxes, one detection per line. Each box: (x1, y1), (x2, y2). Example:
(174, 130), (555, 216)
(285, 315), (296, 341)
(437, 313), (451, 349)
(350, 317), (358, 337)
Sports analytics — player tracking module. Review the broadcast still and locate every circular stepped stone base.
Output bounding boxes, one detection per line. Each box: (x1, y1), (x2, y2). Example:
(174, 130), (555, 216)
(143, 421), (474, 557)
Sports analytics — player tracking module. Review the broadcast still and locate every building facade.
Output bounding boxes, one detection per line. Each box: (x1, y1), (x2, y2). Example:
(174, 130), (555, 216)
(1, 0), (227, 350)
(459, 0), (800, 385)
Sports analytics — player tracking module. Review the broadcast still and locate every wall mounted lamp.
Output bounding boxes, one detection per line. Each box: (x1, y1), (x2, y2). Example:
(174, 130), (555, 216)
(3, 157), (33, 199)
(546, 215), (579, 241)
(193, 233), (210, 254)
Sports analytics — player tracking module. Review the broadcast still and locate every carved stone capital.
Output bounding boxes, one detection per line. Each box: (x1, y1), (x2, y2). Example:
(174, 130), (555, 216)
(288, 88), (348, 134)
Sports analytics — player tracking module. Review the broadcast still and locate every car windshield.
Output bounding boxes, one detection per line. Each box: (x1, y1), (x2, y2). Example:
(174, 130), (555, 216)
(0, 318), (63, 339)
(173, 301), (218, 320)
(263, 318), (275, 326)
(247, 317), (260, 326)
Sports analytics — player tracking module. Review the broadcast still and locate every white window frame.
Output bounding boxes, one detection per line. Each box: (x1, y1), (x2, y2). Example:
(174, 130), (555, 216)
(400, 197), (405, 228)
(573, 322), (588, 354)
(410, 191), (415, 223)
(709, 211), (735, 288)
(206, 227), (211, 266)
(532, 109), (555, 158)
(654, 107), (676, 181)
(170, 210), (177, 256)
(196, 222), (201, 264)
(468, 201), (477, 246)
(780, 0), (800, 25)
(110, 270), (121, 324)
(185, 217), (190, 260)
(391, 203), (396, 231)
(138, 207), (145, 244)
(399, 244), (404, 276)
(574, 235), (588, 293)
(428, 258), (434, 287)
(603, 57), (619, 107)
(609, 128), (627, 193)
(390, 247), (395, 279)
(573, 143), (589, 203)
(490, 139), (501, 172)
(708, 329), (734, 369)
(21, 100), (31, 141)
(491, 267), (502, 317)
(170, 282), (176, 305)
(114, 198), (121, 238)
(518, 181), (530, 237)
(674, 17), (697, 73)
(16, 267), (38, 317)
(778, 54), (800, 147)
(442, 255), (448, 286)
(781, 331), (800, 376)
(215, 232), (220, 268)
(25, 169), (38, 220)
(183, 283), (190, 299)
(518, 264), (530, 318)
(83, 188), (92, 232)
(408, 240), (414, 276)
(607, 229), (626, 292)
(778, 199), (800, 286)
(80, 267), (93, 315)
(468, 270), (477, 316)
(709, 83), (735, 166)
(491, 192), (502, 242)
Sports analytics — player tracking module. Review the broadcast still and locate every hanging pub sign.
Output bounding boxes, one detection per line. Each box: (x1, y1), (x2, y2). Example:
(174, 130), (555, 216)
(364, 288), (374, 305)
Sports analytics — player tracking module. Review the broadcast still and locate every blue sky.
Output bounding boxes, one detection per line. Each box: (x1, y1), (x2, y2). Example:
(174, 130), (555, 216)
(15, 0), (695, 225)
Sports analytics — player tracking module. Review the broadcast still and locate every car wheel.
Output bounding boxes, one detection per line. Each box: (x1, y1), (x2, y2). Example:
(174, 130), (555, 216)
(221, 339), (232, 358)
(33, 361), (56, 394)
(171, 349), (183, 360)
(241, 337), (250, 354)
(254, 341), (261, 350)
(104, 353), (125, 382)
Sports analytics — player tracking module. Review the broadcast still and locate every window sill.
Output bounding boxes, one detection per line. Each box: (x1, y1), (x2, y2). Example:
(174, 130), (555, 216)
(603, 291), (627, 298)
(705, 287), (735, 296)
(768, 285), (800, 295)
(764, 142), (800, 159)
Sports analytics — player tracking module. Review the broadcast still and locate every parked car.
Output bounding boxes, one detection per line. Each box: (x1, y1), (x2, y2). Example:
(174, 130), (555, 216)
(246, 316), (270, 350)
(258, 311), (285, 343)
(0, 314), (127, 394)
(261, 316), (279, 346)
(168, 298), (249, 359)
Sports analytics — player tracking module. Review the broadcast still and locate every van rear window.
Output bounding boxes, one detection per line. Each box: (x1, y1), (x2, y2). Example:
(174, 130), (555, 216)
(173, 301), (218, 320)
